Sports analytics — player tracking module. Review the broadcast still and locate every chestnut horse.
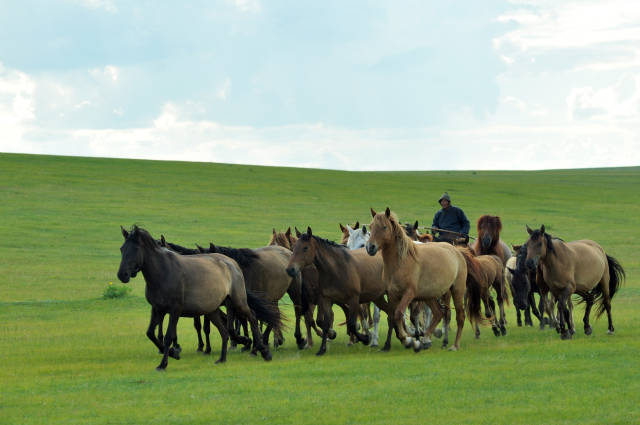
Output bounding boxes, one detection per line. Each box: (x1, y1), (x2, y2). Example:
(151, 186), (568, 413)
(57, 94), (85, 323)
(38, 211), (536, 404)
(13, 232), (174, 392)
(471, 215), (512, 265)
(117, 226), (278, 369)
(524, 225), (624, 339)
(464, 251), (507, 337)
(366, 208), (483, 352)
(286, 227), (391, 355)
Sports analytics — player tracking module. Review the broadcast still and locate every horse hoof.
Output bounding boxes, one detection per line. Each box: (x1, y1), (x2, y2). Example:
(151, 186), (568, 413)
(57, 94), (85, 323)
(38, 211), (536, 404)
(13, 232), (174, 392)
(433, 329), (443, 339)
(607, 330), (615, 335)
(422, 341), (432, 350)
(361, 335), (371, 346)
(413, 339), (421, 352)
(316, 349), (326, 356)
(492, 327), (500, 337)
(168, 349), (180, 360)
(501, 327), (507, 336)
(370, 342), (379, 348)
(215, 358), (226, 364)
(328, 330), (337, 340)
(448, 346), (458, 352)
(197, 346), (203, 352)
(297, 339), (307, 350)
(403, 337), (413, 348)
(155, 366), (167, 372)
(517, 322), (522, 327)
(261, 350), (272, 361)
(561, 332), (572, 340)
(585, 326), (593, 336)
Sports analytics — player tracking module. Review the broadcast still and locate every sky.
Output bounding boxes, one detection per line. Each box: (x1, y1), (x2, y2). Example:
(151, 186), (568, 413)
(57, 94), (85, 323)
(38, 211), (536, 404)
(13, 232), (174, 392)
(1, 0), (639, 171)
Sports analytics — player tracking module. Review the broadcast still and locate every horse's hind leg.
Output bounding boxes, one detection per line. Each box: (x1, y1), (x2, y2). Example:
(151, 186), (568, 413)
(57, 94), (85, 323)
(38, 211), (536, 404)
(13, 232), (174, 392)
(193, 316), (205, 352)
(422, 298), (444, 350)
(157, 312), (180, 370)
(287, 281), (306, 349)
(208, 310), (229, 364)
(371, 305), (381, 347)
(495, 282), (508, 336)
(583, 293), (594, 335)
(344, 299), (371, 346)
(315, 297), (333, 356)
(567, 297), (575, 335)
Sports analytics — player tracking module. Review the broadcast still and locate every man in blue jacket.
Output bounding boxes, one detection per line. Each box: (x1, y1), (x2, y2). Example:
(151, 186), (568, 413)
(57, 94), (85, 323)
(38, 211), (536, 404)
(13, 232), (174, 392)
(431, 192), (470, 243)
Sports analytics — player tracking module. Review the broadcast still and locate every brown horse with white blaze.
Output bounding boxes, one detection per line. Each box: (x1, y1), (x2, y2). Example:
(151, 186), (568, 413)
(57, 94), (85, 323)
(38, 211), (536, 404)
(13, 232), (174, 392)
(366, 208), (483, 351)
(524, 225), (624, 339)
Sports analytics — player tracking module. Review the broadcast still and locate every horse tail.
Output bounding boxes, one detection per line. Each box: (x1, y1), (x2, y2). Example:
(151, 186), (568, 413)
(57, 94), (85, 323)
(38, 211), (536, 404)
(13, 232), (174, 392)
(457, 247), (486, 326)
(593, 255), (625, 317)
(246, 289), (285, 332)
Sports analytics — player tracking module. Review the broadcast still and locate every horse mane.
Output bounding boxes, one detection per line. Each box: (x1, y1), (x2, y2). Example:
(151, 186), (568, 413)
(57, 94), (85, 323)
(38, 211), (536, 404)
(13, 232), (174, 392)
(269, 232), (292, 250)
(476, 215), (502, 251)
(165, 241), (200, 255)
(208, 243), (259, 269)
(387, 212), (416, 261)
(128, 225), (160, 251)
(528, 229), (556, 256)
(300, 233), (346, 251)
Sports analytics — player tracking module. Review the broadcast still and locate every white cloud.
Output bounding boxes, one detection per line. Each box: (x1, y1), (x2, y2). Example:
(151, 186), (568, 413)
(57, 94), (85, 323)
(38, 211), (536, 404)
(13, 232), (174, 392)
(217, 78), (231, 100)
(0, 63), (36, 152)
(567, 75), (640, 121)
(89, 65), (120, 83)
(71, 0), (118, 13)
(227, 0), (261, 14)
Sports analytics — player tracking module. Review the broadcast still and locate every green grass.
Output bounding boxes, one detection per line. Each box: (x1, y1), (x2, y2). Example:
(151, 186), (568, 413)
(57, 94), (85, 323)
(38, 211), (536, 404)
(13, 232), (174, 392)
(0, 153), (638, 424)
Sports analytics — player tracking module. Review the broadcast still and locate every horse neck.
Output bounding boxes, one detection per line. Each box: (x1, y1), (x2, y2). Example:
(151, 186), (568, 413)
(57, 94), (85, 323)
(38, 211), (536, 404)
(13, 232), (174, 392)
(380, 231), (414, 273)
(140, 246), (173, 288)
(313, 243), (349, 280)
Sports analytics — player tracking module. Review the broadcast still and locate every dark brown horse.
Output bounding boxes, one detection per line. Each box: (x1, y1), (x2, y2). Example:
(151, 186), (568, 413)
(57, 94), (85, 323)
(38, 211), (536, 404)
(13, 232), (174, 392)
(117, 225), (279, 369)
(286, 227), (390, 355)
(524, 225), (624, 339)
(268, 228), (332, 347)
(402, 221), (434, 243)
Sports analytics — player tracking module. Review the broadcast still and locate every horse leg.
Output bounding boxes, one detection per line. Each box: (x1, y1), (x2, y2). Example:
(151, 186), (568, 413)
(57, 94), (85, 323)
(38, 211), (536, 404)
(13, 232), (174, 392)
(371, 304), (381, 347)
(583, 293), (594, 335)
(392, 289), (418, 351)
(566, 296), (575, 335)
(422, 298), (444, 350)
(146, 307), (166, 354)
(287, 282), (306, 349)
(557, 291), (571, 340)
(193, 316), (205, 352)
(529, 292), (541, 325)
(495, 283), (507, 336)
(516, 307), (523, 327)
(437, 296), (449, 343)
(208, 309), (228, 364)
(315, 297), (333, 356)
(345, 299), (371, 345)
(157, 312), (180, 370)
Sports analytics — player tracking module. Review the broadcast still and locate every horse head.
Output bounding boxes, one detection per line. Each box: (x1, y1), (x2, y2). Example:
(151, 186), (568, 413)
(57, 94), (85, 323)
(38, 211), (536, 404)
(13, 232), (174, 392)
(524, 224), (550, 269)
(366, 207), (399, 256)
(117, 225), (149, 283)
(287, 227), (317, 277)
(476, 215), (502, 253)
(346, 224), (369, 250)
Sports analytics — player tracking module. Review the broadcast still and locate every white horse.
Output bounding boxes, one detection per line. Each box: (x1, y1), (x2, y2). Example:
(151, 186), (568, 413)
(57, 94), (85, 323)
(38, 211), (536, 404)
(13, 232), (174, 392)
(345, 225), (439, 347)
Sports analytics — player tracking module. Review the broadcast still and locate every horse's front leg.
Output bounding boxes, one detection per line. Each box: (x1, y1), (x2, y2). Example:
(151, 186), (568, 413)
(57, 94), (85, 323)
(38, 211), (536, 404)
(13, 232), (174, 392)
(344, 299), (371, 345)
(193, 316), (205, 352)
(207, 309), (229, 364)
(157, 312), (180, 370)
(392, 288), (417, 351)
(146, 307), (165, 354)
(315, 297), (333, 356)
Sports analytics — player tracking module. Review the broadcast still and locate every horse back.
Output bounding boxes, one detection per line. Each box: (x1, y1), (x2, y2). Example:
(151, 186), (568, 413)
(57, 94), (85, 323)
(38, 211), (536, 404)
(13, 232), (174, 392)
(413, 242), (465, 299)
(349, 248), (386, 302)
(173, 253), (236, 316)
(565, 240), (607, 291)
(243, 245), (294, 302)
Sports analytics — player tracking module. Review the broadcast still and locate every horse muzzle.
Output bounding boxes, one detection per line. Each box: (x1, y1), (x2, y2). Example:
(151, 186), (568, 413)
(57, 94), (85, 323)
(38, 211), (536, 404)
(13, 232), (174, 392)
(525, 257), (539, 270)
(365, 242), (378, 256)
(286, 266), (299, 277)
(117, 271), (130, 283)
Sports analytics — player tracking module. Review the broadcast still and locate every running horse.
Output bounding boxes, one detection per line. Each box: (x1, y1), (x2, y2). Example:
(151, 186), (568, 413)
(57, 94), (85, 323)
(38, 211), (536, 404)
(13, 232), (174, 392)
(366, 208), (483, 351)
(524, 225), (624, 339)
(286, 227), (391, 356)
(117, 225), (279, 369)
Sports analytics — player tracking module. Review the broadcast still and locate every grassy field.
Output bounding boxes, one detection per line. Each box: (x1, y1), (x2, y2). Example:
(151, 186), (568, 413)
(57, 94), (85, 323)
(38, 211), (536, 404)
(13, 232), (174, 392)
(0, 152), (638, 424)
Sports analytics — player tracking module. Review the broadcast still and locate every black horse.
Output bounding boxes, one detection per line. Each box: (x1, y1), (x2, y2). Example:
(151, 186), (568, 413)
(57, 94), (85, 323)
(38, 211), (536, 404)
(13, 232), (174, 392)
(507, 244), (547, 328)
(117, 225), (280, 369)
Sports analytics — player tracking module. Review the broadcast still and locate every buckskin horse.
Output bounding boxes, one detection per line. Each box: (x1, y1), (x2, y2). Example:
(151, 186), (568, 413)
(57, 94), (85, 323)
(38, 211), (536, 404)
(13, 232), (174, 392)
(524, 225), (624, 339)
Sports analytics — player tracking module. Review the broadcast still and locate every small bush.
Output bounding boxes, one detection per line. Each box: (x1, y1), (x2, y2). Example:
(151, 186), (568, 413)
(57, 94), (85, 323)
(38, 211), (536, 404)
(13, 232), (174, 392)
(103, 282), (132, 299)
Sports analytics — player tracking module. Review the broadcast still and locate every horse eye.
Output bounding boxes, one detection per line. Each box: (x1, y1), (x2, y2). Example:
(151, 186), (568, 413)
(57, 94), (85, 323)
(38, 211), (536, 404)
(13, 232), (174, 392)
(359, 244), (365, 248)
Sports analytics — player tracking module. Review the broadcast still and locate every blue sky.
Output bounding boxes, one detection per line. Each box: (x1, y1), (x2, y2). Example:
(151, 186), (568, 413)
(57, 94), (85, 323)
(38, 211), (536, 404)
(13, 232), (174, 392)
(1, 0), (639, 170)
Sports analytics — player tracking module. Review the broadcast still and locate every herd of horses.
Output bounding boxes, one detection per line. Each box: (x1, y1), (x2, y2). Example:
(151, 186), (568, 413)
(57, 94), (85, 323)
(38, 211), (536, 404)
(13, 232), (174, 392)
(117, 210), (625, 370)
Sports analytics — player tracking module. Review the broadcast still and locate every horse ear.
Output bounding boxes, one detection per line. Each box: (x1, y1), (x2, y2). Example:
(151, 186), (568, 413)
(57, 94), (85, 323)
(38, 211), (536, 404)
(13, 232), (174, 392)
(354, 221), (360, 229)
(526, 225), (533, 235)
(339, 223), (346, 233)
(285, 227), (291, 237)
(362, 225), (367, 234)
(121, 226), (129, 239)
(273, 228), (276, 235)
(295, 227), (302, 238)
(370, 208), (376, 218)
(385, 207), (391, 218)
(507, 267), (516, 274)
(209, 242), (215, 251)
(306, 226), (312, 237)
(512, 244), (521, 253)
(540, 224), (545, 234)
(160, 234), (166, 246)
(196, 244), (205, 253)
(414, 220), (419, 230)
